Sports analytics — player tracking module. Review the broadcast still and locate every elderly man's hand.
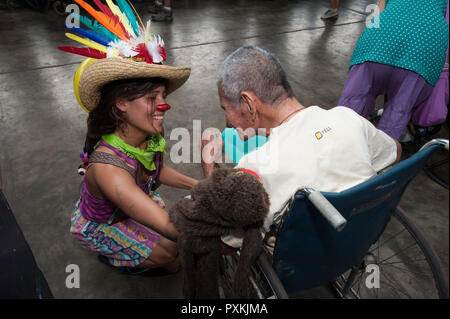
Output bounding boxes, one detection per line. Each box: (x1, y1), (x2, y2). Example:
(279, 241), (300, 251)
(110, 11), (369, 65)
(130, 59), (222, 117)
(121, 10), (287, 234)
(201, 129), (224, 178)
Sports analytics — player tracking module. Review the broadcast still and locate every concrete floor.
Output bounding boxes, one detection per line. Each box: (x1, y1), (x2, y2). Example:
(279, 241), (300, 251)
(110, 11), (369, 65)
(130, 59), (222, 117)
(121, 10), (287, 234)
(0, 0), (448, 299)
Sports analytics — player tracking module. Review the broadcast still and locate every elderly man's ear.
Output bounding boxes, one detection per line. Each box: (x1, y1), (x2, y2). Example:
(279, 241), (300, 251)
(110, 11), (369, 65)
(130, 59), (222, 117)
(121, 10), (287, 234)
(240, 91), (258, 119)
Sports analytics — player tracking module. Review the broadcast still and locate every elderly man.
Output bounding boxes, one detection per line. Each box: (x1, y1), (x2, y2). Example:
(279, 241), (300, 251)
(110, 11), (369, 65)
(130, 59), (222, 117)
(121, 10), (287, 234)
(202, 46), (401, 247)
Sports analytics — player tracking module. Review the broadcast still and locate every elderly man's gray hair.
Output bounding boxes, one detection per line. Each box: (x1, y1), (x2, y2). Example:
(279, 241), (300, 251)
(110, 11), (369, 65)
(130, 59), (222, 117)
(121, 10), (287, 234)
(217, 46), (293, 107)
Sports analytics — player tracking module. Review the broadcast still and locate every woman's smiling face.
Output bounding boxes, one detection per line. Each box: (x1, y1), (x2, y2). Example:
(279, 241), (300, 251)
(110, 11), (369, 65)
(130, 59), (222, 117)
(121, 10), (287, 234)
(119, 84), (169, 135)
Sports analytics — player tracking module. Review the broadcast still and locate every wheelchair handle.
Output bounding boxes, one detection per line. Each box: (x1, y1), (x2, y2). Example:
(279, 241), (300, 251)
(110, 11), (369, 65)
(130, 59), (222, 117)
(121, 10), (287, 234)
(300, 189), (347, 232)
(419, 138), (449, 152)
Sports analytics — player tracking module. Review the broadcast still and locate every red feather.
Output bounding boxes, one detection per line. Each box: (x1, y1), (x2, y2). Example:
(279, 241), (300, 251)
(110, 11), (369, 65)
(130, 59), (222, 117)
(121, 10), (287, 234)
(93, 0), (115, 18)
(158, 45), (167, 61)
(58, 46), (107, 59)
(85, 0), (131, 40)
(92, 0), (131, 39)
(136, 43), (153, 63)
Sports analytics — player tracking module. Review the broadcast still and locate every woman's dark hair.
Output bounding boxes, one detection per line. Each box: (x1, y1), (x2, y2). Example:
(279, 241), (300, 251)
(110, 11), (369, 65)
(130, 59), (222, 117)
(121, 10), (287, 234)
(85, 77), (167, 155)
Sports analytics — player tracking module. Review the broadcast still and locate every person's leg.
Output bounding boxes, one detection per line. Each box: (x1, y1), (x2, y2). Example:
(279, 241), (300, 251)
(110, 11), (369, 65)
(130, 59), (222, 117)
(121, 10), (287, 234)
(151, 0), (173, 22)
(330, 0), (339, 10)
(321, 0), (340, 19)
(162, 0), (172, 18)
(377, 68), (434, 139)
(338, 62), (386, 118)
(148, 0), (163, 14)
(138, 236), (181, 272)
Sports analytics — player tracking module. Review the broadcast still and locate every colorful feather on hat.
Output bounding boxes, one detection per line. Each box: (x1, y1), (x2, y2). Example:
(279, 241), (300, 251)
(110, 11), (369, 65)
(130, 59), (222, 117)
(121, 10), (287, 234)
(105, 0), (136, 38)
(116, 0), (141, 37)
(65, 33), (109, 53)
(59, 0), (166, 64)
(69, 13), (119, 42)
(92, 0), (114, 18)
(57, 46), (107, 59)
(73, 0), (128, 41)
(65, 24), (111, 47)
(146, 35), (165, 64)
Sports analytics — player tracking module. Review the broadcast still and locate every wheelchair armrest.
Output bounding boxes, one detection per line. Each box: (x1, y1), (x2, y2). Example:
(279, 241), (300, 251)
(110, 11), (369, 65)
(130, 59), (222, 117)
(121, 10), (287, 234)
(299, 188), (347, 232)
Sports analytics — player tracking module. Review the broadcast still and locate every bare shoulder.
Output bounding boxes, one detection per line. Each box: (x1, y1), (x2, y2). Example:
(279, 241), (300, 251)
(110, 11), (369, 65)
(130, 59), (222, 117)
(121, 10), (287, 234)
(88, 158), (134, 183)
(85, 147), (136, 197)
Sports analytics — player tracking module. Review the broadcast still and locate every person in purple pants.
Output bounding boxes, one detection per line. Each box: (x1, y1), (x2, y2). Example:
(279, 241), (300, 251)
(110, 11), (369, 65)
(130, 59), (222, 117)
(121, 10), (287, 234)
(338, 0), (448, 141)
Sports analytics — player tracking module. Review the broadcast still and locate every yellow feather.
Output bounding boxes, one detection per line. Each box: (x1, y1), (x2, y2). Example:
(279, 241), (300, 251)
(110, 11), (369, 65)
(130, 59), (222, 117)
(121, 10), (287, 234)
(65, 33), (108, 53)
(145, 20), (151, 44)
(105, 0), (136, 38)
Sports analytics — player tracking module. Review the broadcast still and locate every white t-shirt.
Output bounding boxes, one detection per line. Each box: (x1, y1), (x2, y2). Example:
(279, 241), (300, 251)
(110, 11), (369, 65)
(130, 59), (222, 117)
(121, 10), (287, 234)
(231, 105), (397, 235)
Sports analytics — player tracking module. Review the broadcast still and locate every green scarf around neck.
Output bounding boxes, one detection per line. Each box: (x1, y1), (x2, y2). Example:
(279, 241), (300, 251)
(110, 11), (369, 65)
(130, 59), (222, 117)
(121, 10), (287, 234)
(100, 133), (166, 171)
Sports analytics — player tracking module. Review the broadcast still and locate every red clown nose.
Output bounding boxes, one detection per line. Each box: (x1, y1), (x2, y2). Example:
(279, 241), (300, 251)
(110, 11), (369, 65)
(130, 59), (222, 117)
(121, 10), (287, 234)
(156, 104), (171, 111)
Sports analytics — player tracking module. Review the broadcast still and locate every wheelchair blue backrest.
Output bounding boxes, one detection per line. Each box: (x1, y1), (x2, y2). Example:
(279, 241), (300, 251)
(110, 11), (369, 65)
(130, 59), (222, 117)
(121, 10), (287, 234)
(272, 140), (447, 293)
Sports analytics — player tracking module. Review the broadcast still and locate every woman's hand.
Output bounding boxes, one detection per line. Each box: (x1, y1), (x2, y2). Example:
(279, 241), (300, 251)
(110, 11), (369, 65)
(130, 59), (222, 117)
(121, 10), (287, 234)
(201, 129), (224, 178)
(91, 163), (179, 241)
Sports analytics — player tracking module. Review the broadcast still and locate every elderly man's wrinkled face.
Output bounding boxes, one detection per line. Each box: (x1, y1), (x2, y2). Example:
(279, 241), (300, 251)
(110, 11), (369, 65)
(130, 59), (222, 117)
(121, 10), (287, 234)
(218, 85), (256, 141)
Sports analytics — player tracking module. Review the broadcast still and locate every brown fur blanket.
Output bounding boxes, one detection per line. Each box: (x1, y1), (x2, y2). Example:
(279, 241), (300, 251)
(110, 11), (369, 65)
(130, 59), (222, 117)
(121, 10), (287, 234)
(168, 168), (269, 299)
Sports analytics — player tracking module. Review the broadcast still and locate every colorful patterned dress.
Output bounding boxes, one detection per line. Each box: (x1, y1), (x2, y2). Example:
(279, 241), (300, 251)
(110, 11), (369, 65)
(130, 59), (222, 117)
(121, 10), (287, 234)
(70, 140), (165, 268)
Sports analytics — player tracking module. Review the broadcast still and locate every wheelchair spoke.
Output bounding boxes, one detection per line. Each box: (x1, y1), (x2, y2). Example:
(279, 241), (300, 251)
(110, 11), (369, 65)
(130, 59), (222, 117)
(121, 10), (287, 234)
(357, 272), (364, 297)
(382, 258), (427, 265)
(380, 271), (411, 298)
(381, 263), (434, 278)
(339, 209), (445, 299)
(378, 242), (418, 264)
(368, 228), (407, 254)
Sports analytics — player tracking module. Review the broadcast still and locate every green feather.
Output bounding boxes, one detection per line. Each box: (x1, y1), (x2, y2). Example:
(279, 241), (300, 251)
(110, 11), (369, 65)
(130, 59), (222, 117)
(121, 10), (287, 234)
(116, 0), (140, 37)
(69, 13), (119, 42)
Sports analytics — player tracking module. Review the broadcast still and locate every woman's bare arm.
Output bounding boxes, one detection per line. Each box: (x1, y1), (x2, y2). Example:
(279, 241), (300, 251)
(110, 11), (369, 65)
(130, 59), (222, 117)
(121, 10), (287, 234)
(159, 165), (198, 190)
(91, 163), (179, 241)
(378, 0), (386, 12)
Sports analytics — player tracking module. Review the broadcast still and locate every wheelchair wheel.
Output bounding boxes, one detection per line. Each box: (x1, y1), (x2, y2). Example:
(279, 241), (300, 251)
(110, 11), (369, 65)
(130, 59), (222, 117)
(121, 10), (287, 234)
(25, 0), (49, 11)
(332, 207), (449, 299)
(218, 249), (289, 299)
(52, 0), (66, 15)
(423, 147), (449, 190)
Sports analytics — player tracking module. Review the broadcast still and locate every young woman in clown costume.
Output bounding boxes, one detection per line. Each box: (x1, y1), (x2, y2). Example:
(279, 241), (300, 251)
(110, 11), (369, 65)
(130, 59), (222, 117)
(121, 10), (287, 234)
(60, 0), (198, 274)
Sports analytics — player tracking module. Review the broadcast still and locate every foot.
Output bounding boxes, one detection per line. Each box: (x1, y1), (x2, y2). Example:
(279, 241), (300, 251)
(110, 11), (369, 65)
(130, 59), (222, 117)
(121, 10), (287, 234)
(151, 10), (173, 22)
(147, 1), (163, 13)
(321, 8), (339, 19)
(97, 255), (173, 276)
(398, 130), (414, 143)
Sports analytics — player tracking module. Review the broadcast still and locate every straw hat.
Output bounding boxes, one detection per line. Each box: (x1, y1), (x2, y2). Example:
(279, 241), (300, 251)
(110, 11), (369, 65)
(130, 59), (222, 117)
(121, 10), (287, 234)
(76, 57), (191, 112)
(57, 1), (191, 112)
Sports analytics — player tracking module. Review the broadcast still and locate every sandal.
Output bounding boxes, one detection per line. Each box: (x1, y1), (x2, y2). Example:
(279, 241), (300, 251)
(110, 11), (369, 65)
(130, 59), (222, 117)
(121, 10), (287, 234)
(97, 255), (173, 276)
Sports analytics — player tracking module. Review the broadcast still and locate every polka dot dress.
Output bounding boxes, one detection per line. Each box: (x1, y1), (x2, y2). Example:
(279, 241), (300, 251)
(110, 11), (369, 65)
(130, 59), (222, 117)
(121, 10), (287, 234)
(350, 0), (449, 86)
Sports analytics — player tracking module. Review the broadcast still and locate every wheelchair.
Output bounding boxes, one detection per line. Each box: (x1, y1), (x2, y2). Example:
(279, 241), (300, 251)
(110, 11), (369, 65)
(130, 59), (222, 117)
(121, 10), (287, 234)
(218, 138), (449, 299)
(369, 100), (449, 190)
